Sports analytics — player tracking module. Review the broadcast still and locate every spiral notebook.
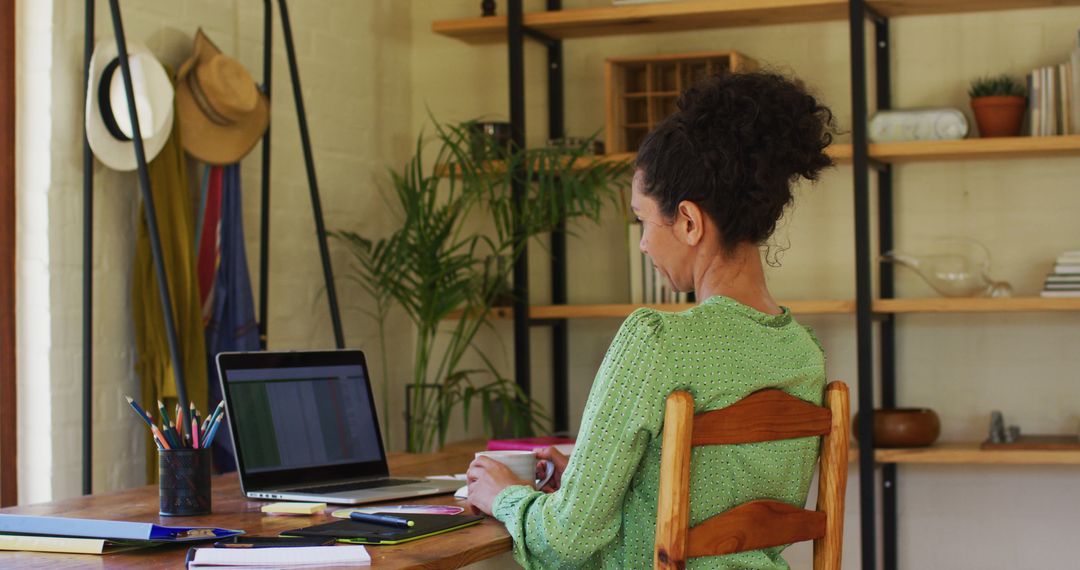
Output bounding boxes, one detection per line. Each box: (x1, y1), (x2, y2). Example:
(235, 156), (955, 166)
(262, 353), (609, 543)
(282, 513), (484, 545)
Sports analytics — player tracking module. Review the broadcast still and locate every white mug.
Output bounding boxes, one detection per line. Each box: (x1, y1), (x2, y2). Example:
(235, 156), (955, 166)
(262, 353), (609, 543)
(475, 450), (555, 491)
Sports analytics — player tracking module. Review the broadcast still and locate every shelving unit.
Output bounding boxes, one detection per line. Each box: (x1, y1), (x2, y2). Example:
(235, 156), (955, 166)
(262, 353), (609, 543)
(433, 2), (1080, 569)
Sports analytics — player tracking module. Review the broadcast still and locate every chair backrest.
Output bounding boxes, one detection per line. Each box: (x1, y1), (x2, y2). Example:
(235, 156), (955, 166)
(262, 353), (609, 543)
(655, 381), (849, 570)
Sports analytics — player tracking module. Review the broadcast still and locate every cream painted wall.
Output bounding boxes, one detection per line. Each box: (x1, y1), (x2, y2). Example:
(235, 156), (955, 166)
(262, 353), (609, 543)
(14, 0), (1080, 566)
(413, 2), (1080, 569)
(15, 0), (414, 502)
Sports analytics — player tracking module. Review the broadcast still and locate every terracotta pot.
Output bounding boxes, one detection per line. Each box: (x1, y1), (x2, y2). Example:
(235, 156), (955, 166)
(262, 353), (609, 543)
(970, 95), (1026, 137)
(852, 408), (941, 448)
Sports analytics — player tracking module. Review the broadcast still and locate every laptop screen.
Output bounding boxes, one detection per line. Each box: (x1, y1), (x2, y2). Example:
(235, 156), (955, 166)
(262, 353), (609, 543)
(227, 365), (382, 473)
(217, 351), (390, 491)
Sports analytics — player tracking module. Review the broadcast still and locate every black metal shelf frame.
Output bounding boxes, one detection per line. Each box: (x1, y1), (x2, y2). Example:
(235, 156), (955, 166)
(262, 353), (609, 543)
(851, 1), (896, 569)
(506, 0), (572, 435)
(81, 0), (344, 494)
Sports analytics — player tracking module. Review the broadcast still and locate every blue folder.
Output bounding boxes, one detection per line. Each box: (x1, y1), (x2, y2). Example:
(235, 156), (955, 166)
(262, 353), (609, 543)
(0, 514), (243, 542)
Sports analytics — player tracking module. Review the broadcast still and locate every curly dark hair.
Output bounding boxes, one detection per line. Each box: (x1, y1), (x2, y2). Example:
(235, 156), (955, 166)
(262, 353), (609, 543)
(635, 72), (835, 252)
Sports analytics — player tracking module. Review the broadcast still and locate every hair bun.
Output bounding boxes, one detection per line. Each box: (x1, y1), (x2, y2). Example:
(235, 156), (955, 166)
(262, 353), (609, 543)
(636, 72), (835, 251)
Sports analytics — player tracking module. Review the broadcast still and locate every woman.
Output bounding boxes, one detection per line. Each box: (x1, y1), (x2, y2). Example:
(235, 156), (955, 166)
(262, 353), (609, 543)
(467, 72), (835, 569)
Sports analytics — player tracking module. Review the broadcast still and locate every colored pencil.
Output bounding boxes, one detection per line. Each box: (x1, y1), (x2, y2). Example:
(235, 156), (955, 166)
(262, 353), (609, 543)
(150, 422), (170, 450)
(202, 415), (224, 448)
(124, 396), (155, 431)
(192, 417), (200, 449)
(157, 400), (179, 448)
(175, 403), (187, 446)
(190, 402), (201, 439)
(203, 401), (224, 434)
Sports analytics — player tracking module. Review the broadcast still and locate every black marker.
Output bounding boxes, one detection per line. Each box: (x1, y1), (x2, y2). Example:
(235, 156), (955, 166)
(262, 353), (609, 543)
(349, 512), (415, 528)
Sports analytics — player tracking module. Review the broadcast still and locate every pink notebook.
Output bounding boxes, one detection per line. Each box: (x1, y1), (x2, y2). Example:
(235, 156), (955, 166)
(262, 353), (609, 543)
(487, 436), (575, 451)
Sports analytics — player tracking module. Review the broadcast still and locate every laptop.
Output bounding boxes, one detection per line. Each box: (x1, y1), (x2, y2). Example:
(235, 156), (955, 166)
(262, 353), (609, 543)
(216, 350), (461, 504)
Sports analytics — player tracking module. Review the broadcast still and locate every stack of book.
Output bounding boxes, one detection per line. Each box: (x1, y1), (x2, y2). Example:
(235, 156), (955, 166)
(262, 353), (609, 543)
(0, 514), (242, 555)
(1028, 30), (1080, 136)
(1041, 250), (1080, 298)
(627, 223), (691, 305)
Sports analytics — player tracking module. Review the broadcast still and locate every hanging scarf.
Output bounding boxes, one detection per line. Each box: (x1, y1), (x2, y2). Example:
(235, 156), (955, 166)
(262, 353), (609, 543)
(132, 83), (209, 483)
(199, 163), (260, 472)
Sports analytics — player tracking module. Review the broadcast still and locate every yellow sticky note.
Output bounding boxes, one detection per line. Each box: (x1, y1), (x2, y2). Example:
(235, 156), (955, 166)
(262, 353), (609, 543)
(260, 502), (326, 515)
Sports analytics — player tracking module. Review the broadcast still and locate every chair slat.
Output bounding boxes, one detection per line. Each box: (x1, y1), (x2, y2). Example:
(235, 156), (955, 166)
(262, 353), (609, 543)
(655, 391), (694, 570)
(813, 381), (850, 570)
(686, 500), (826, 558)
(691, 389), (831, 446)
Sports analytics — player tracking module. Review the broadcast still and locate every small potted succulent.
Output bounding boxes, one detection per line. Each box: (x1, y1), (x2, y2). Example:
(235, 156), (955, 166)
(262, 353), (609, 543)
(968, 74), (1027, 137)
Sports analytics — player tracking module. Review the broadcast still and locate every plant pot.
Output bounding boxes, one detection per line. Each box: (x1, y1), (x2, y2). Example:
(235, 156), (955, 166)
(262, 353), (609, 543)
(970, 95), (1025, 137)
(853, 408), (941, 448)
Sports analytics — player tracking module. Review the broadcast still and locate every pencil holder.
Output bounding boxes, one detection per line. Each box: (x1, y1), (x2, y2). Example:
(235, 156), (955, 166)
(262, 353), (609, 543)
(159, 448), (211, 516)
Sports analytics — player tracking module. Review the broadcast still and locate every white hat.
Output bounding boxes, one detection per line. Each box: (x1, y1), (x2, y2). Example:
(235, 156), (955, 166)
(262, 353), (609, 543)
(85, 38), (175, 171)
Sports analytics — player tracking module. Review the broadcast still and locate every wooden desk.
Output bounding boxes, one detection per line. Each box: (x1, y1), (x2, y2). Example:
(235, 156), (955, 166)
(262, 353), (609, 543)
(0, 442), (510, 569)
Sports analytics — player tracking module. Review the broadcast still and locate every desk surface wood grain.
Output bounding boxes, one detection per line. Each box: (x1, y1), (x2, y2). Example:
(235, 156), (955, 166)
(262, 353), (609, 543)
(0, 442), (509, 569)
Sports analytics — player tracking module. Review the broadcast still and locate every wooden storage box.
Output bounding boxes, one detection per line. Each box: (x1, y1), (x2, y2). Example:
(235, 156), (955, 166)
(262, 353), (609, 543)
(604, 51), (757, 154)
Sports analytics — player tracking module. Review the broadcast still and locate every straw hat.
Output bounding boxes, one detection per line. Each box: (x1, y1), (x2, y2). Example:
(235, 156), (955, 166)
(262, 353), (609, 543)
(176, 29), (268, 165)
(85, 38), (175, 172)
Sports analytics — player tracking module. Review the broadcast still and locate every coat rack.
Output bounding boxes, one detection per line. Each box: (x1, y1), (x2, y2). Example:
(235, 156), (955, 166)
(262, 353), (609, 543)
(81, 0), (345, 494)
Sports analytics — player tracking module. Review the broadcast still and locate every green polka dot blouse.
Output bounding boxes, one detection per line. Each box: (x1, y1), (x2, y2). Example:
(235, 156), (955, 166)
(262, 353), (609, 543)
(492, 295), (827, 569)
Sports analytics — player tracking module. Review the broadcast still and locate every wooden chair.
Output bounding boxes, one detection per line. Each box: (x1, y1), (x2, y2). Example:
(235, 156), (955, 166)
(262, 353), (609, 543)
(655, 381), (849, 570)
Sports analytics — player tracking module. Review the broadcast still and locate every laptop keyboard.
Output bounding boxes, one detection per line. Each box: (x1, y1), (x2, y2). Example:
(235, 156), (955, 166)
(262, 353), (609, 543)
(289, 479), (420, 495)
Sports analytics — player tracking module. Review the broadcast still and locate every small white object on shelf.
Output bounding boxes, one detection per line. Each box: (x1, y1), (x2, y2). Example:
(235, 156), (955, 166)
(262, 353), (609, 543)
(868, 108), (969, 142)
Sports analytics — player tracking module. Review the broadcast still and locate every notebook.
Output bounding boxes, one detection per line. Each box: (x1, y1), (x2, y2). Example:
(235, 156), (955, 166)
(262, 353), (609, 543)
(0, 514), (242, 543)
(0, 534), (148, 555)
(282, 513), (484, 545)
(216, 350), (459, 504)
(187, 545), (369, 568)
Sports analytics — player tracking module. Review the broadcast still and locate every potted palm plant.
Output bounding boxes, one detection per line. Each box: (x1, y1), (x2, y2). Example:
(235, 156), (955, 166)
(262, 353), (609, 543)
(968, 74), (1027, 137)
(334, 120), (631, 452)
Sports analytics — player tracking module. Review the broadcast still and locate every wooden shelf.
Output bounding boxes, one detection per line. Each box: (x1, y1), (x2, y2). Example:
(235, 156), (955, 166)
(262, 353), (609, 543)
(868, 135), (1080, 162)
(874, 297), (1080, 314)
(432, 0), (850, 44)
(437, 136), (1080, 177)
(446, 297), (1080, 321)
(609, 136), (1080, 165)
(865, 443), (1080, 465)
(448, 300), (855, 320)
(433, 1), (1080, 44)
(869, 0), (1080, 19)
(614, 137), (1080, 165)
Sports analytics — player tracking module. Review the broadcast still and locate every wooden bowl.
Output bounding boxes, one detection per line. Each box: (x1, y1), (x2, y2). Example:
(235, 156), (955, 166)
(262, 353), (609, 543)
(853, 408), (940, 448)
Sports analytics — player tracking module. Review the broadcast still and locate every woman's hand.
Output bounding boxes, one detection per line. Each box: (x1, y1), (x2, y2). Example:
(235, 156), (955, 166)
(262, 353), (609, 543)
(535, 446), (569, 492)
(466, 456), (530, 516)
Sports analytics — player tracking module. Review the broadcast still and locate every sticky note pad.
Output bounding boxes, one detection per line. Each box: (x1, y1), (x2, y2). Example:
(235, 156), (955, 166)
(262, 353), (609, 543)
(260, 502), (326, 515)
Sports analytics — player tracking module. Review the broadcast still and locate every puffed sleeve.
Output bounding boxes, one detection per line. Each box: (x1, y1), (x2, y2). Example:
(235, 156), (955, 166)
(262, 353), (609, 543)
(492, 309), (668, 569)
